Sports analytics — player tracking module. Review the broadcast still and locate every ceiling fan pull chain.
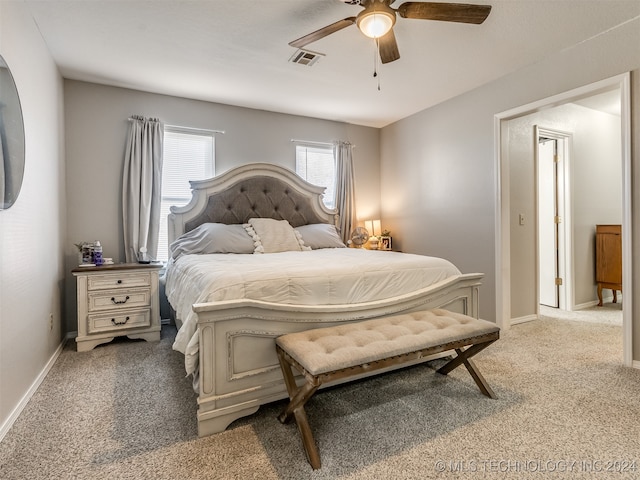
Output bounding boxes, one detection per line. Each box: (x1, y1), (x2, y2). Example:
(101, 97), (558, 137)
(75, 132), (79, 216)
(373, 37), (378, 78)
(374, 38), (381, 91)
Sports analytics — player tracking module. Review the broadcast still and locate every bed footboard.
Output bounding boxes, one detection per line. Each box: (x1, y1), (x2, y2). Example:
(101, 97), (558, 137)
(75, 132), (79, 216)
(192, 272), (484, 437)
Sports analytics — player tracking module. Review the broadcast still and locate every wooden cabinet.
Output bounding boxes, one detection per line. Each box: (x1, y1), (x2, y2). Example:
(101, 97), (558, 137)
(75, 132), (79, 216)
(595, 224), (622, 306)
(73, 263), (162, 351)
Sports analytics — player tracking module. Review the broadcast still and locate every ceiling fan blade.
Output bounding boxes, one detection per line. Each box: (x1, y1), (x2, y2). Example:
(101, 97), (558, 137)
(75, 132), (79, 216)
(378, 29), (400, 64)
(397, 2), (492, 24)
(289, 17), (357, 48)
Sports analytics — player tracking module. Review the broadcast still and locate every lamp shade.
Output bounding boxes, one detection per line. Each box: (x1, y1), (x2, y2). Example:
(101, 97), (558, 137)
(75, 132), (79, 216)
(373, 219), (381, 237)
(365, 219), (381, 236)
(357, 10), (395, 39)
(364, 220), (373, 235)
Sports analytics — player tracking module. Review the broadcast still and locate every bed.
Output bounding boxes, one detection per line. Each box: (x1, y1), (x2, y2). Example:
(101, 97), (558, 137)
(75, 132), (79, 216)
(166, 163), (483, 437)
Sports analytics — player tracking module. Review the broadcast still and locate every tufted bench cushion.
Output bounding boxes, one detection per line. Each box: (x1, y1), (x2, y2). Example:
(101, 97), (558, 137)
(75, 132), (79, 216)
(275, 309), (499, 376)
(275, 308), (500, 470)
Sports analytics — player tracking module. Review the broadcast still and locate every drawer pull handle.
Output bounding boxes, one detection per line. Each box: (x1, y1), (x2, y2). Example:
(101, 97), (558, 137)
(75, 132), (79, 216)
(111, 296), (130, 305)
(111, 316), (130, 326)
(117, 280), (123, 284)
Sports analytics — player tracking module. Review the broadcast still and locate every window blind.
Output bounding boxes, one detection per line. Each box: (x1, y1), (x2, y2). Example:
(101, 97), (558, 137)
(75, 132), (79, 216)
(158, 128), (215, 262)
(295, 144), (336, 209)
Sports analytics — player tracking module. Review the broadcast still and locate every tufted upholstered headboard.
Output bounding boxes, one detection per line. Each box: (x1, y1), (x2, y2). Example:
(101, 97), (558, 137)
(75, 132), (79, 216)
(167, 163), (338, 245)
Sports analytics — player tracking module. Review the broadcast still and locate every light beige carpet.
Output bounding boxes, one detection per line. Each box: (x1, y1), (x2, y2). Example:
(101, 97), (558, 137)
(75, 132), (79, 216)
(1, 311), (638, 479)
(540, 302), (622, 325)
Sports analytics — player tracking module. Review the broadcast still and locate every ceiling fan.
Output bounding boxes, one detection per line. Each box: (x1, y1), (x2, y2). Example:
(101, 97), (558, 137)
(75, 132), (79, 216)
(289, 0), (492, 64)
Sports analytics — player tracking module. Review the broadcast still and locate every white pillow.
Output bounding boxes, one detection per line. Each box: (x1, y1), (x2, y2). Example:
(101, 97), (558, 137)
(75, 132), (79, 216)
(244, 218), (310, 254)
(295, 224), (346, 249)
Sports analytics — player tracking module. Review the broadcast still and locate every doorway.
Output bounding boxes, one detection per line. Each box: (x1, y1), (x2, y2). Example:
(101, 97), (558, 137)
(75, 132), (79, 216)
(495, 73), (632, 367)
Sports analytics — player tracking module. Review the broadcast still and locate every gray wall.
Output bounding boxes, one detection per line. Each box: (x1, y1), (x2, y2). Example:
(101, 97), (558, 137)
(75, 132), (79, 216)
(0, 2), (66, 431)
(63, 81), (381, 332)
(507, 103), (622, 320)
(380, 16), (640, 360)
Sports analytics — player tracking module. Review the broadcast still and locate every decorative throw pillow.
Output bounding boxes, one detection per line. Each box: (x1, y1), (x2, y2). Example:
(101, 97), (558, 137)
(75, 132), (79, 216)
(169, 223), (254, 259)
(244, 218), (310, 254)
(295, 224), (346, 249)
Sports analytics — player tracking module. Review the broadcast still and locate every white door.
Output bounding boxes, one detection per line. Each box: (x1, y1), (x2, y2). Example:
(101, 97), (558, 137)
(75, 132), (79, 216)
(538, 138), (558, 307)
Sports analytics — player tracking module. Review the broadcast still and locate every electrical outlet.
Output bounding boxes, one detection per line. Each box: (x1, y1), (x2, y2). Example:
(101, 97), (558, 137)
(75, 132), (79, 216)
(49, 313), (54, 331)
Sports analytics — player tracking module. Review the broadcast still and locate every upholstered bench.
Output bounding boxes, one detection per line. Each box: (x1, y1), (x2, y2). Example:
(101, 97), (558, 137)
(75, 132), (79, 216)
(275, 308), (500, 469)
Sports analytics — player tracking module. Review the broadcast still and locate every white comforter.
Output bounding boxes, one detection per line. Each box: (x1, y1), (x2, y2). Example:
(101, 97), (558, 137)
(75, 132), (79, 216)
(166, 248), (461, 375)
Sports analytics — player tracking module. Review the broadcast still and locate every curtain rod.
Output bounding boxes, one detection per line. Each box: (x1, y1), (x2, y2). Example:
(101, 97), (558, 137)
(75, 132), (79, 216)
(290, 139), (356, 148)
(128, 115), (161, 122)
(165, 124), (225, 135)
(290, 139), (334, 147)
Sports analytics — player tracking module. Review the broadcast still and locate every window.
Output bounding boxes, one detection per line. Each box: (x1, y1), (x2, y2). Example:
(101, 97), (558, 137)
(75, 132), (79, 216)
(295, 144), (336, 209)
(157, 127), (215, 262)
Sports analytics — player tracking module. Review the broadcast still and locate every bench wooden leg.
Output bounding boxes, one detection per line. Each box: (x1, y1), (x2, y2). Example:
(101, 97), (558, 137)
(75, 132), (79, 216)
(276, 347), (323, 469)
(278, 381), (318, 424)
(436, 341), (497, 399)
(291, 401), (321, 469)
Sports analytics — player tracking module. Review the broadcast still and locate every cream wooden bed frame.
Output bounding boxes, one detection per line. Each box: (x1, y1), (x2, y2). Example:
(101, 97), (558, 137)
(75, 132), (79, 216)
(167, 163), (484, 437)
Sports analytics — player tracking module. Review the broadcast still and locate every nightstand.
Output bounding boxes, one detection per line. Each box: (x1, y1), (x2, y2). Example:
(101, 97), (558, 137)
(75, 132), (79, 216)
(72, 263), (162, 352)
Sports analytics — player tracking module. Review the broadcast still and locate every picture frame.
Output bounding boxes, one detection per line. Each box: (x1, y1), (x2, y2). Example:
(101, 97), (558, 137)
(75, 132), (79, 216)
(380, 236), (392, 251)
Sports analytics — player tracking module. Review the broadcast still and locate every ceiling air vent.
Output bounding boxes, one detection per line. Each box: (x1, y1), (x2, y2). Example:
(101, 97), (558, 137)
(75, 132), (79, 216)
(289, 49), (324, 67)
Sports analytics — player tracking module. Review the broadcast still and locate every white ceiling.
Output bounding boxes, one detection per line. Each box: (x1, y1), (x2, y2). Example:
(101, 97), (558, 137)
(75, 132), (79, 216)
(25, 0), (640, 128)
(573, 89), (622, 116)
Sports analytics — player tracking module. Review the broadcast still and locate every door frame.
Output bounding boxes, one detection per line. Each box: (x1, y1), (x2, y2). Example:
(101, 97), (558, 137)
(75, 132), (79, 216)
(493, 72), (632, 367)
(536, 127), (573, 312)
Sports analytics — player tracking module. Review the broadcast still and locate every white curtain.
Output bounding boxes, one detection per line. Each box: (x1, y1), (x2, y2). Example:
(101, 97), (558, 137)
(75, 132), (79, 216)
(334, 141), (356, 244)
(122, 116), (163, 262)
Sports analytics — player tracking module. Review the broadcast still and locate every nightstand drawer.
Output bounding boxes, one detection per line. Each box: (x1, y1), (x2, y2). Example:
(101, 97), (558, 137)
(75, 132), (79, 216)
(88, 288), (151, 312)
(87, 272), (152, 291)
(88, 309), (151, 334)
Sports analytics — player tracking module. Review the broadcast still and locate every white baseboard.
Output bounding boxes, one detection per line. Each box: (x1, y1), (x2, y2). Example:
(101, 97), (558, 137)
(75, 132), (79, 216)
(574, 294), (620, 311)
(511, 314), (538, 325)
(632, 360), (640, 370)
(573, 300), (600, 310)
(0, 337), (67, 442)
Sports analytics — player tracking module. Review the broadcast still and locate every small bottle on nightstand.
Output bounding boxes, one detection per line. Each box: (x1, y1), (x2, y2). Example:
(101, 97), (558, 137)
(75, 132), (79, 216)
(93, 241), (103, 266)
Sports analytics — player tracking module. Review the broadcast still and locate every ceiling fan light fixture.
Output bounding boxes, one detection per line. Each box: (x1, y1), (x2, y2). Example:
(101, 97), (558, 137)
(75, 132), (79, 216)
(357, 10), (395, 38)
